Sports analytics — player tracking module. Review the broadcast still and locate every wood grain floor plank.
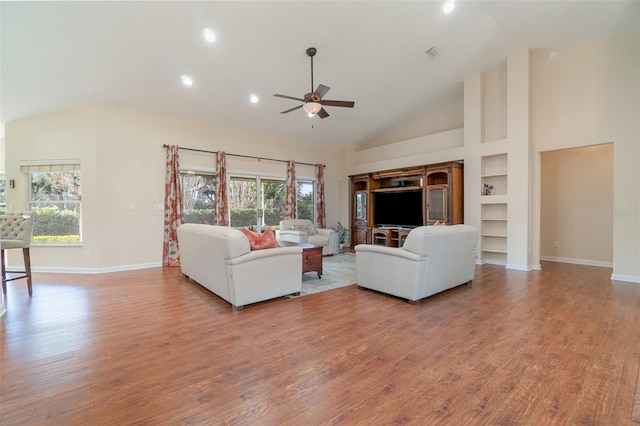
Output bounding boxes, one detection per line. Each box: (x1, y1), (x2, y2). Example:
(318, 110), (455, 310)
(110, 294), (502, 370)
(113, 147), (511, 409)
(2, 262), (639, 425)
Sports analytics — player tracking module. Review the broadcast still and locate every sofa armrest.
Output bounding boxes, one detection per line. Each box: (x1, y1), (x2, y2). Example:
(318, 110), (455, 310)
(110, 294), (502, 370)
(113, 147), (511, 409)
(316, 228), (337, 255)
(278, 230), (309, 244)
(315, 228), (333, 237)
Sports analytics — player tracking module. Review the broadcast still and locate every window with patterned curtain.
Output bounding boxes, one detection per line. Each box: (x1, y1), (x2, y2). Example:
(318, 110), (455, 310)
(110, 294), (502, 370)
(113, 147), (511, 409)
(180, 170), (216, 225)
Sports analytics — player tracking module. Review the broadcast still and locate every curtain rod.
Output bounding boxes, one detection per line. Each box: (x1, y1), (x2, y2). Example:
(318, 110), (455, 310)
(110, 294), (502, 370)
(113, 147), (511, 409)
(162, 144), (325, 168)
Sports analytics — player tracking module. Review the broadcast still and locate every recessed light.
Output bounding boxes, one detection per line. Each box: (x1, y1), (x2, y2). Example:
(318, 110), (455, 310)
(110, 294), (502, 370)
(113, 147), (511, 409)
(181, 75), (193, 86)
(250, 94), (259, 104)
(443, 1), (455, 13)
(203, 28), (216, 43)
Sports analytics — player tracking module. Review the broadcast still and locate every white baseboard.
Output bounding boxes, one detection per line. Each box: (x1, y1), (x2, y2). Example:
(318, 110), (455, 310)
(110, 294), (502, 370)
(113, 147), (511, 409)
(482, 258), (506, 266)
(28, 262), (163, 275)
(540, 256), (613, 268)
(610, 273), (640, 284)
(505, 264), (542, 271)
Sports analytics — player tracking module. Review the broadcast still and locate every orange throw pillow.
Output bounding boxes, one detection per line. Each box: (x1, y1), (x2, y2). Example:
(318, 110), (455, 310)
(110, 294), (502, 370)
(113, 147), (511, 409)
(241, 227), (280, 250)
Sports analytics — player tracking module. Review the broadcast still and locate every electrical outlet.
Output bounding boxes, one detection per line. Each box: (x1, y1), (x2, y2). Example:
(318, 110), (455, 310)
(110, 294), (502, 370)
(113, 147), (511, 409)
(553, 241), (559, 248)
(85, 249), (92, 258)
(154, 204), (163, 211)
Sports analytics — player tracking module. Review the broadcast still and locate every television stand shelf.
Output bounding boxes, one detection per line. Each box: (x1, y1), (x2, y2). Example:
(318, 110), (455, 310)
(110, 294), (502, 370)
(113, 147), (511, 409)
(372, 227), (411, 247)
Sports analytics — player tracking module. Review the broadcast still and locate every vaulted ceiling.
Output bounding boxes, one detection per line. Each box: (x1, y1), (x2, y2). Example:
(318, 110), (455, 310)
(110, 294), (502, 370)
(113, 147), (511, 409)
(2, 1), (638, 148)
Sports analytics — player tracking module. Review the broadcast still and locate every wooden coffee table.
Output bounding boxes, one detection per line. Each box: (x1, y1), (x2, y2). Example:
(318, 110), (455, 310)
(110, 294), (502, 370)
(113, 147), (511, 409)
(279, 241), (323, 278)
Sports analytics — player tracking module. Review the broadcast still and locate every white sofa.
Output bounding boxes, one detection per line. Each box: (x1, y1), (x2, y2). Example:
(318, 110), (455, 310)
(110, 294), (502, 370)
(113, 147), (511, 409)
(355, 225), (478, 303)
(278, 219), (338, 256)
(177, 224), (303, 310)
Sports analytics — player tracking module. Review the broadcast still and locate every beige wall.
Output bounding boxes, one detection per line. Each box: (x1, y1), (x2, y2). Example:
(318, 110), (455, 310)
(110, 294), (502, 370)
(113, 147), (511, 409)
(5, 104), (344, 272)
(358, 96), (464, 150)
(540, 144), (614, 266)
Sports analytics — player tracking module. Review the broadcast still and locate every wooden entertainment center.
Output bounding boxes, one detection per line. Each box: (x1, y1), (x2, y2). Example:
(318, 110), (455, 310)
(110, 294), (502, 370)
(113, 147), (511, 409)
(350, 162), (463, 248)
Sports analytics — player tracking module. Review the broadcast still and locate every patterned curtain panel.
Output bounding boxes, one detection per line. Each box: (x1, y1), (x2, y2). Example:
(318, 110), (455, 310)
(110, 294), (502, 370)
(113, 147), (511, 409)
(315, 164), (326, 228)
(284, 160), (297, 219)
(215, 151), (229, 226)
(163, 145), (183, 266)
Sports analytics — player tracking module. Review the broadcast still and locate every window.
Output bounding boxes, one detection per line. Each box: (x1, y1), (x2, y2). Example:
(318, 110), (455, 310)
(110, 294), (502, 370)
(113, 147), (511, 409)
(296, 180), (315, 221)
(22, 161), (82, 244)
(180, 170), (216, 224)
(226, 175), (315, 230)
(228, 176), (286, 230)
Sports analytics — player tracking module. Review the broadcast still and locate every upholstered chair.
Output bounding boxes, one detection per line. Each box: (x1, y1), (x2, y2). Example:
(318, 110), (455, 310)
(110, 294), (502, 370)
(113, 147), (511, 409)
(1, 213), (34, 296)
(278, 219), (338, 256)
(355, 225), (478, 303)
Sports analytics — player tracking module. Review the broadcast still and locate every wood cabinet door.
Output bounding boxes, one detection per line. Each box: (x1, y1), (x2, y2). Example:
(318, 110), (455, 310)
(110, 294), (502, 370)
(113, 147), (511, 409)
(426, 186), (448, 223)
(352, 228), (369, 246)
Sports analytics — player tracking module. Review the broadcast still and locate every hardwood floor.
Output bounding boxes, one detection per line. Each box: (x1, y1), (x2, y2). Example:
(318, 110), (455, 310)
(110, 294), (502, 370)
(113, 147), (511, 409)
(1, 262), (639, 425)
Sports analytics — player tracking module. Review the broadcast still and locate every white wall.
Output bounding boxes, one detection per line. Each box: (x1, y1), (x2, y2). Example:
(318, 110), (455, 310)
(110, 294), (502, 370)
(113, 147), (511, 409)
(348, 34), (640, 282)
(530, 35), (639, 282)
(5, 104), (344, 272)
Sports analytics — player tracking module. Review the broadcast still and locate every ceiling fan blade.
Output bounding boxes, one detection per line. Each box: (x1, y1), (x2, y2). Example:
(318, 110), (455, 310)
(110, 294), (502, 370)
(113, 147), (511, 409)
(280, 105), (303, 114)
(274, 94), (305, 102)
(317, 108), (329, 119)
(315, 84), (330, 98)
(322, 100), (355, 108)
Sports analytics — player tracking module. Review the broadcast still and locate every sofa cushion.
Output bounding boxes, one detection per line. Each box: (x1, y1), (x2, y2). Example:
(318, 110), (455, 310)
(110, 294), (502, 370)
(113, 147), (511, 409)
(241, 227), (280, 250)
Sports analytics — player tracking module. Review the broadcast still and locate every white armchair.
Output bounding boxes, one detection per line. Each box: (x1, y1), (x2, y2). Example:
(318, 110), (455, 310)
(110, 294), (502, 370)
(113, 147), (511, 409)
(355, 225), (478, 303)
(278, 219), (338, 256)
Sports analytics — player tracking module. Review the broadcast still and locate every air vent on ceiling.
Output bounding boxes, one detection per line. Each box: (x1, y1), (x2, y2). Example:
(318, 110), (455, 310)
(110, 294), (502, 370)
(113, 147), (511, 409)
(425, 46), (441, 58)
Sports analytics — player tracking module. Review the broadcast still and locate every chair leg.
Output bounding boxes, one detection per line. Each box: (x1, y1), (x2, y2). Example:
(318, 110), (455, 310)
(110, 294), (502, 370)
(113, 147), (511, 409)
(1, 249), (6, 295)
(23, 248), (32, 296)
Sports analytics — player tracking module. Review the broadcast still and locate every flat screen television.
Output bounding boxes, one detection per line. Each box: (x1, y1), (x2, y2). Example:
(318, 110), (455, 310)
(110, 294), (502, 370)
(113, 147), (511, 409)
(373, 190), (423, 228)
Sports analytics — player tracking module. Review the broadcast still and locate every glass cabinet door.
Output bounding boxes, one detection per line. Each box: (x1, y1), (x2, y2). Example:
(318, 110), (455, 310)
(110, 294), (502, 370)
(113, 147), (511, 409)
(355, 192), (367, 220)
(427, 187), (447, 222)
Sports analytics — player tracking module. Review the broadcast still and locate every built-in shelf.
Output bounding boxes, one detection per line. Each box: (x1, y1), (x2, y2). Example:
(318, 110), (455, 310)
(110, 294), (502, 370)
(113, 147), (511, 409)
(481, 194), (508, 204)
(481, 204), (507, 220)
(481, 154), (508, 196)
(480, 201), (507, 266)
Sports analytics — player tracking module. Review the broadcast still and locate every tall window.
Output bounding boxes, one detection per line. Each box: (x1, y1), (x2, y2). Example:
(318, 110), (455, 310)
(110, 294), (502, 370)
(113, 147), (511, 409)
(228, 176), (286, 230)
(181, 170), (216, 224)
(226, 175), (315, 229)
(22, 162), (82, 244)
(296, 180), (315, 221)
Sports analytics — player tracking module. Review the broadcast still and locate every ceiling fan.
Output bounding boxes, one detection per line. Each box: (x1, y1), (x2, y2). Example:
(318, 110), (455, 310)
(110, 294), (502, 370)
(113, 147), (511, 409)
(274, 47), (355, 119)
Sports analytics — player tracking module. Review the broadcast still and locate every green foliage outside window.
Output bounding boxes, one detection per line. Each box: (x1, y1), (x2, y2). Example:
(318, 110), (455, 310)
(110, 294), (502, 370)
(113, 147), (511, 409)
(28, 170), (82, 243)
(30, 206), (80, 243)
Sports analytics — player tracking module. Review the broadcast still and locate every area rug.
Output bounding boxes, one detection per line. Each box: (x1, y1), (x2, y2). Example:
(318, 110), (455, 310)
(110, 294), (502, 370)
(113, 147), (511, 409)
(300, 252), (356, 296)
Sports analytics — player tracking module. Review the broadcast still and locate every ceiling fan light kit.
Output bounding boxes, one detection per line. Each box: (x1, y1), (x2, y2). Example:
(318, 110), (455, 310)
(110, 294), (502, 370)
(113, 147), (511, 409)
(274, 47), (355, 119)
(303, 102), (322, 114)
